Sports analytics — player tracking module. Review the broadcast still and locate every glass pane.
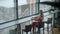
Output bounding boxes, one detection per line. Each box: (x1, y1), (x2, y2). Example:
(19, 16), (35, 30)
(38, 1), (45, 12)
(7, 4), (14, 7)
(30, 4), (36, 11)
(0, 0), (15, 23)
(40, 4), (51, 11)
(18, 0), (39, 18)
(40, 0), (55, 2)
(40, 4), (52, 21)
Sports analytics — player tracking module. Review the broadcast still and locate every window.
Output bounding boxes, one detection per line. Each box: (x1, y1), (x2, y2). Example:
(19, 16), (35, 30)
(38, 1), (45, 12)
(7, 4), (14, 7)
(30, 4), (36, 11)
(0, 0), (15, 23)
(18, 0), (39, 18)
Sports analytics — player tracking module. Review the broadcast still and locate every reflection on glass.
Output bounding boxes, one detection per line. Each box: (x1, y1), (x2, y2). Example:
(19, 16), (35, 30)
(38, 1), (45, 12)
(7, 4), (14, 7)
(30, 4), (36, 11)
(0, 0), (15, 23)
(40, 4), (51, 11)
(18, 0), (39, 18)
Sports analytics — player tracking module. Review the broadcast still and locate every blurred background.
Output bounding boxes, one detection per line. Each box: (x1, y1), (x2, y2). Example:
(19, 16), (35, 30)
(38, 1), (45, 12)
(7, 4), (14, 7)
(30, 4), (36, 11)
(0, 0), (60, 34)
